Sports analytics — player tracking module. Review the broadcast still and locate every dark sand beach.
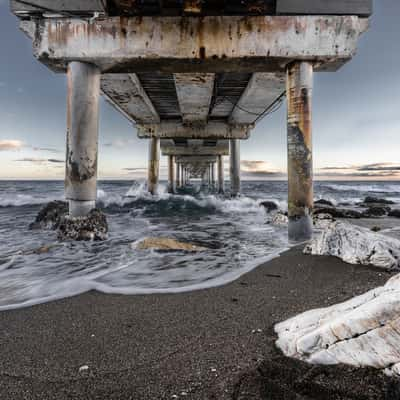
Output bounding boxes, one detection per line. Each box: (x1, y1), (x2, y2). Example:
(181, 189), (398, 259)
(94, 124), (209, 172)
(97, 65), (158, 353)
(1, 247), (398, 399)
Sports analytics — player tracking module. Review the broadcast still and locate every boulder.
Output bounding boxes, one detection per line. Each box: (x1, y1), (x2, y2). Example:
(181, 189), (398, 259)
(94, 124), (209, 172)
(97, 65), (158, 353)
(364, 196), (395, 205)
(313, 207), (363, 219)
(362, 206), (391, 218)
(57, 209), (108, 241)
(304, 221), (400, 270)
(135, 237), (207, 252)
(314, 199), (335, 207)
(259, 201), (279, 212)
(270, 212), (288, 226)
(29, 201), (68, 230)
(275, 273), (400, 377)
(389, 210), (400, 218)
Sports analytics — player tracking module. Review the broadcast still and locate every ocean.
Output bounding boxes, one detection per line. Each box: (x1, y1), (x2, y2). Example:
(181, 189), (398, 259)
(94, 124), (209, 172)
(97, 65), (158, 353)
(0, 180), (400, 310)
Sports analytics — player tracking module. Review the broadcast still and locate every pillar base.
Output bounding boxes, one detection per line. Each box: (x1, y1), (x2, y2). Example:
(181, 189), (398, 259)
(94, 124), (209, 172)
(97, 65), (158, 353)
(69, 200), (96, 218)
(288, 215), (313, 244)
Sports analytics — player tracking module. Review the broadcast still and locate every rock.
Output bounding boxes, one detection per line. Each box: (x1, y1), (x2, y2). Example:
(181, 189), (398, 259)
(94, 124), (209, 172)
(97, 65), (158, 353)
(135, 237), (207, 252)
(259, 201), (279, 212)
(314, 199), (335, 207)
(372, 226), (382, 232)
(304, 220), (400, 270)
(364, 196), (395, 205)
(362, 206), (391, 218)
(29, 201), (68, 230)
(271, 212), (288, 226)
(389, 210), (400, 218)
(313, 207), (363, 219)
(22, 244), (62, 255)
(57, 209), (108, 241)
(275, 273), (400, 378)
(313, 213), (335, 229)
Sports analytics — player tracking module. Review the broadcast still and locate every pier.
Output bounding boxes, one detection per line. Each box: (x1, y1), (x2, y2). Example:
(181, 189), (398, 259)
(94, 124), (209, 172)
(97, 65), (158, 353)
(11, 0), (371, 242)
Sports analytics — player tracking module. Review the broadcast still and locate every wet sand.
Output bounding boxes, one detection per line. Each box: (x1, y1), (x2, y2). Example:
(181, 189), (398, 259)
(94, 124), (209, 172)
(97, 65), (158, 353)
(0, 247), (397, 399)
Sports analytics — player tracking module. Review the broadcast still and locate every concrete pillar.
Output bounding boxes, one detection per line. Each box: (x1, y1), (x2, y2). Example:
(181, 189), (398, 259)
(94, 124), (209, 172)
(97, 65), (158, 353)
(148, 137), (160, 195)
(211, 163), (216, 187)
(168, 155), (175, 193)
(176, 162), (181, 188)
(286, 61), (314, 243)
(230, 139), (241, 197)
(218, 155), (224, 194)
(66, 62), (100, 217)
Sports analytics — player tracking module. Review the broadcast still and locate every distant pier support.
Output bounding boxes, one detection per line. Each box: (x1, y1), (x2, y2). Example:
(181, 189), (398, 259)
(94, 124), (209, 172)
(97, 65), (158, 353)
(168, 155), (175, 193)
(230, 139), (241, 197)
(286, 61), (314, 243)
(66, 62), (100, 217)
(218, 155), (224, 194)
(176, 162), (181, 188)
(211, 163), (216, 188)
(148, 137), (160, 195)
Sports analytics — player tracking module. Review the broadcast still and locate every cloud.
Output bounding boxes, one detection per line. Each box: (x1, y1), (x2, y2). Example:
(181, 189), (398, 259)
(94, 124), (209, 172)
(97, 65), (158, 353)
(14, 157), (64, 164)
(123, 167), (147, 172)
(0, 140), (25, 151)
(103, 138), (135, 148)
(317, 163), (400, 178)
(240, 160), (284, 178)
(32, 146), (61, 154)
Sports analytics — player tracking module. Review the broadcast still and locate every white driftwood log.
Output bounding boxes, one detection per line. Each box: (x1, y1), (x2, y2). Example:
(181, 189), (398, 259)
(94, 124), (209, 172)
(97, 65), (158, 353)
(304, 221), (400, 270)
(275, 273), (400, 376)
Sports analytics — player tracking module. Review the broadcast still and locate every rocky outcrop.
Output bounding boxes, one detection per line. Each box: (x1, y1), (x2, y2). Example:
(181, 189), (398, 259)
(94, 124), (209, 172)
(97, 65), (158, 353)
(29, 201), (68, 230)
(313, 207), (363, 219)
(362, 206), (391, 217)
(259, 201), (279, 212)
(389, 209), (400, 218)
(315, 199), (335, 207)
(363, 196), (395, 205)
(304, 221), (400, 270)
(58, 209), (108, 241)
(275, 273), (400, 378)
(135, 237), (207, 252)
(270, 212), (288, 226)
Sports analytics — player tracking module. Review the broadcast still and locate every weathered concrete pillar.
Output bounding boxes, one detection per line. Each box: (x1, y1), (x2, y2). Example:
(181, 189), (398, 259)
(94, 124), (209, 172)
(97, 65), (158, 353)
(230, 139), (241, 197)
(218, 155), (224, 194)
(168, 155), (175, 193)
(66, 62), (100, 217)
(148, 137), (160, 195)
(286, 61), (314, 243)
(211, 163), (216, 187)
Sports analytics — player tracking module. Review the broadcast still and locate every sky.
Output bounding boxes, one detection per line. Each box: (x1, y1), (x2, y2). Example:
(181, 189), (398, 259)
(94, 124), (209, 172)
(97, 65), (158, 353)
(0, 0), (399, 180)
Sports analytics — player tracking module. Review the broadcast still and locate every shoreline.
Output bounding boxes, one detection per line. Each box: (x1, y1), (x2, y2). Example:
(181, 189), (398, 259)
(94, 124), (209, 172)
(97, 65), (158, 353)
(0, 247), (395, 399)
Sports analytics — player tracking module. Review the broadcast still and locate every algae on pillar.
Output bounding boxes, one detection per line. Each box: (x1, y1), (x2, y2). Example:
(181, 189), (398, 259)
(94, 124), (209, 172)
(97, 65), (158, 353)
(148, 137), (160, 195)
(230, 139), (241, 197)
(286, 61), (314, 243)
(66, 62), (100, 217)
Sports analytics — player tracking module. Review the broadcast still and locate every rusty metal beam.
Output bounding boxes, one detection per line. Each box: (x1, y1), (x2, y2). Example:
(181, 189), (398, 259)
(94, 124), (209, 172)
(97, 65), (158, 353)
(21, 16), (369, 74)
(174, 73), (214, 124)
(287, 61), (313, 243)
(101, 74), (160, 124)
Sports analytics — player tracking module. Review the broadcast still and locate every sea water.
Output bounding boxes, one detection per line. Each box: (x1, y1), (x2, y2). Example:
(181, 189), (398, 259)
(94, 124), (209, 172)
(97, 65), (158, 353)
(0, 180), (399, 310)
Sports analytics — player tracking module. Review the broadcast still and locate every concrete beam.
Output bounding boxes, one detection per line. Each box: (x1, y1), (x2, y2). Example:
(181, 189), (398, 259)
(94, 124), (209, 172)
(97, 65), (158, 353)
(21, 16), (369, 73)
(101, 74), (160, 124)
(11, 0), (105, 16)
(229, 73), (285, 124)
(137, 122), (251, 140)
(174, 74), (214, 124)
(176, 156), (218, 164)
(160, 140), (229, 156)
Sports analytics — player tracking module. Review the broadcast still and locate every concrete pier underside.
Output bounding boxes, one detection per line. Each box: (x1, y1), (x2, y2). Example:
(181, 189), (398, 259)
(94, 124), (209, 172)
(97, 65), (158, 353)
(13, 0), (370, 240)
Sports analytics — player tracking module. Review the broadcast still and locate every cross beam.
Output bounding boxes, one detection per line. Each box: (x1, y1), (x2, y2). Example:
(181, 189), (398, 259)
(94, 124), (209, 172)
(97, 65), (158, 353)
(21, 15), (369, 73)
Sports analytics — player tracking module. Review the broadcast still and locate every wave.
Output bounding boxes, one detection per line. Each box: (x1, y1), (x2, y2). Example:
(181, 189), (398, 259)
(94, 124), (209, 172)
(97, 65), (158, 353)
(321, 183), (400, 194)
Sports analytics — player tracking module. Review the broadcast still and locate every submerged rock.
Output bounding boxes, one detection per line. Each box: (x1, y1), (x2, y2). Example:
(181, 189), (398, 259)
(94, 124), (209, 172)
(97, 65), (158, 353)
(58, 209), (108, 241)
(364, 196), (395, 205)
(389, 209), (400, 218)
(314, 198), (335, 207)
(135, 237), (208, 252)
(304, 221), (400, 270)
(29, 201), (68, 230)
(362, 206), (391, 218)
(259, 201), (279, 212)
(275, 273), (400, 378)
